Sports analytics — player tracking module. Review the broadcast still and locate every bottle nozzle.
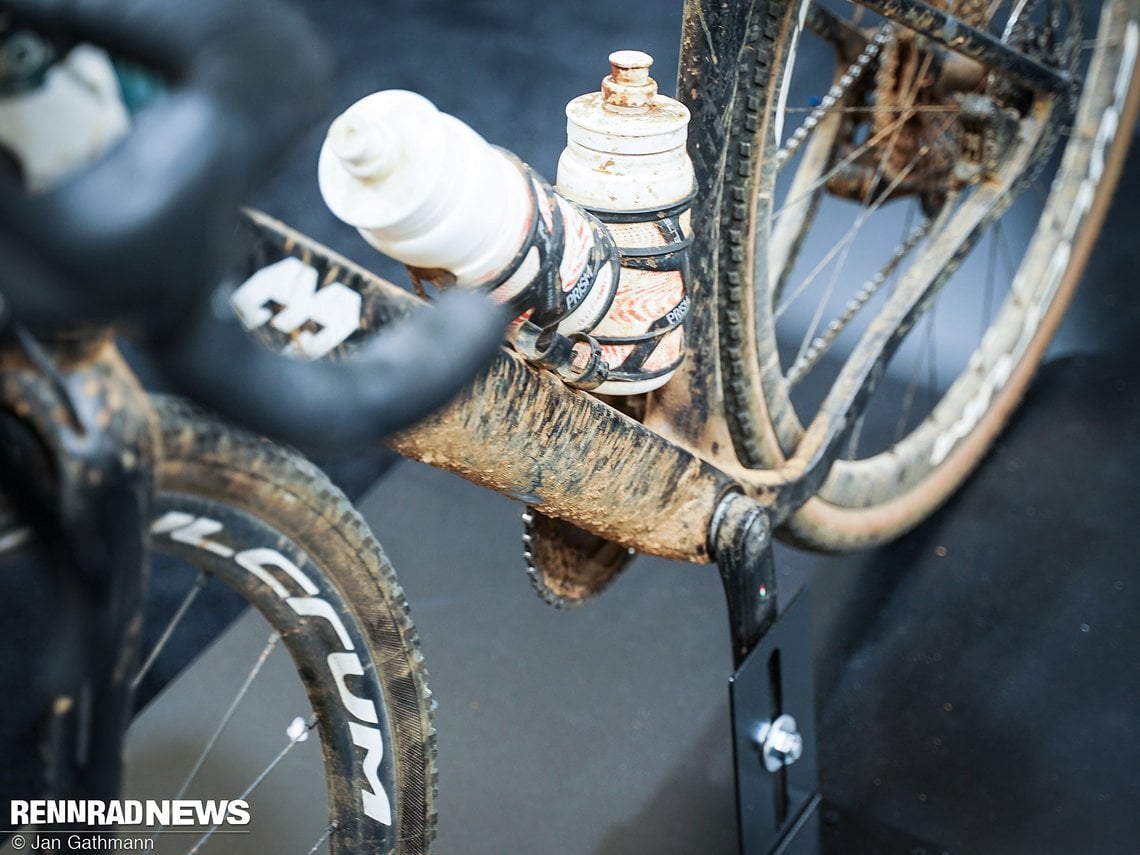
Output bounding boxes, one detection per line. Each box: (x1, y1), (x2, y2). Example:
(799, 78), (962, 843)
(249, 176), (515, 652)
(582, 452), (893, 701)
(602, 50), (657, 110)
(327, 112), (400, 180)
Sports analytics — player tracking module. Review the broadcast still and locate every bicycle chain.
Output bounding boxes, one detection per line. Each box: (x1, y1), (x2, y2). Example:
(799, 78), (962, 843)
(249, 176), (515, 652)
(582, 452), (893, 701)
(521, 506), (573, 609)
(720, 4), (1073, 468)
(776, 24), (892, 167)
(784, 217), (932, 386)
(716, 12), (893, 467)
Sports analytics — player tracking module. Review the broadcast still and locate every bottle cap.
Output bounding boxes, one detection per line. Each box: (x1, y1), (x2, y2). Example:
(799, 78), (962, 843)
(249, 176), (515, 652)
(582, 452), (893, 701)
(601, 50), (658, 110)
(565, 50), (690, 156)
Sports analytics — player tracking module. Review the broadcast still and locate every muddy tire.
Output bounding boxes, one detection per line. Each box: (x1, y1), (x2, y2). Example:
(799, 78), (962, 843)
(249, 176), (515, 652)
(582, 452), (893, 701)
(148, 396), (435, 853)
(714, 0), (1140, 549)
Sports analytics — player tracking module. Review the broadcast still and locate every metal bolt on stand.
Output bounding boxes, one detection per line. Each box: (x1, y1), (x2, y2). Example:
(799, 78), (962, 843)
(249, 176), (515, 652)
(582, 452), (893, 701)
(753, 714), (804, 773)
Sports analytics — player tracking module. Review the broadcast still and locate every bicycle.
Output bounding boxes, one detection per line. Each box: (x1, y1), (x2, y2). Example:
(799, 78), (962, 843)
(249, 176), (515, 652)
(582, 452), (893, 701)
(3, 0), (1138, 853)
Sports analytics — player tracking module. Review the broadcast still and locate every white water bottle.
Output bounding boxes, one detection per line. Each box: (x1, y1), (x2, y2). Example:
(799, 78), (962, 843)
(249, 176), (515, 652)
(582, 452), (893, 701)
(318, 90), (618, 347)
(556, 50), (695, 395)
(0, 44), (130, 192)
(318, 90), (533, 286)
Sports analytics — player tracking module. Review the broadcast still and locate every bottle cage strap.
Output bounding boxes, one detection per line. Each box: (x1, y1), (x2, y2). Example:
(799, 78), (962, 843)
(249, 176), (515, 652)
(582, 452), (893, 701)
(584, 189), (697, 225)
(591, 293), (689, 347)
(514, 324), (610, 390)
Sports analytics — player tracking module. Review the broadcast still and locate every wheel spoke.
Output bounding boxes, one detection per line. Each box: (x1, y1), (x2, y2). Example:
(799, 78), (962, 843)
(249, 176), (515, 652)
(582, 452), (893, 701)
(775, 113), (958, 322)
(784, 104), (960, 113)
(926, 314), (940, 413)
(861, 41), (939, 217)
(150, 631), (283, 848)
(785, 218), (932, 386)
(856, 0), (1075, 93)
(779, 19), (954, 386)
(982, 222), (1001, 338)
(791, 217), (859, 371)
(792, 169), (1019, 471)
(184, 716), (319, 855)
(996, 218), (1018, 279)
(893, 307), (937, 442)
(132, 572), (209, 692)
(770, 107), (934, 304)
(777, 24), (892, 167)
(773, 110), (913, 223)
(304, 823), (338, 855)
(719, 0), (1127, 546)
(1001, 0), (1033, 39)
(844, 411), (868, 460)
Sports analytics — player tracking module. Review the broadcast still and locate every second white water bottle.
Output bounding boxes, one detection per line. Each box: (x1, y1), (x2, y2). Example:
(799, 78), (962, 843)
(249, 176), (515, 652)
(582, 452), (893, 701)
(557, 50), (695, 395)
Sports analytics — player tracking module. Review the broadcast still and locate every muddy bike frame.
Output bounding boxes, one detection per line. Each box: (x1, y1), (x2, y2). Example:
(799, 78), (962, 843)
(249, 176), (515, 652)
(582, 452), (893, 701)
(248, 0), (1093, 664)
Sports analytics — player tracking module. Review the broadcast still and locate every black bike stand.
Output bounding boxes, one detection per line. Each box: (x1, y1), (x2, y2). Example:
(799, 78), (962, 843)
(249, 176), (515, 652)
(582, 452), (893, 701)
(729, 587), (819, 855)
(713, 493), (819, 854)
(713, 494), (950, 855)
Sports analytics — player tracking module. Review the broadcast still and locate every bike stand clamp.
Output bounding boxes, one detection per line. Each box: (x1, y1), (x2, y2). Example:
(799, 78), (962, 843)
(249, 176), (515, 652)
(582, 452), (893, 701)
(730, 588), (819, 854)
(713, 494), (820, 854)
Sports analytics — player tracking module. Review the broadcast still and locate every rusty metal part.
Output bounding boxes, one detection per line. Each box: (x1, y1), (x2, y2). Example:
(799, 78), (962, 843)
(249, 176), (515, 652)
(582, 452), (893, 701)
(823, 0), (1069, 208)
(854, 0), (1077, 95)
(955, 93), (1022, 181)
(795, 0), (1018, 216)
(825, 154), (952, 206)
(602, 50), (659, 109)
(937, 51), (986, 91)
(407, 266), (457, 295)
(873, 28), (945, 162)
(820, 25), (956, 211)
(522, 507), (635, 607)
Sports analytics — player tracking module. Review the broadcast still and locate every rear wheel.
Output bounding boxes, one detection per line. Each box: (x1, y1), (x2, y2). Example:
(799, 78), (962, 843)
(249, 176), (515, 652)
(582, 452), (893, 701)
(717, 0), (1140, 548)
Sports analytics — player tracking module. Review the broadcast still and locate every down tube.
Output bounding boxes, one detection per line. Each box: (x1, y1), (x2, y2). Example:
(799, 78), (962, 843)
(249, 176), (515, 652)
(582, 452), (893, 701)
(389, 346), (735, 563)
(239, 209), (735, 562)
